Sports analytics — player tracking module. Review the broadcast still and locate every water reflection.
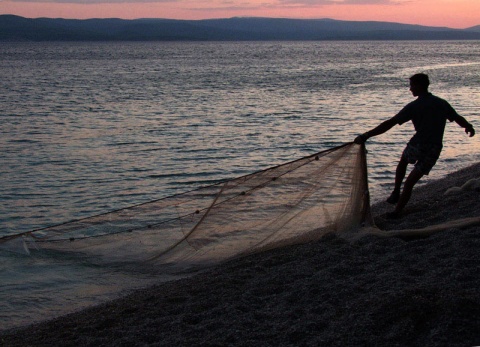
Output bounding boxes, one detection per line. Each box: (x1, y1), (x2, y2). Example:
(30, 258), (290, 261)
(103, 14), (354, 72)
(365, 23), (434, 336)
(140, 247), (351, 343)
(0, 41), (479, 233)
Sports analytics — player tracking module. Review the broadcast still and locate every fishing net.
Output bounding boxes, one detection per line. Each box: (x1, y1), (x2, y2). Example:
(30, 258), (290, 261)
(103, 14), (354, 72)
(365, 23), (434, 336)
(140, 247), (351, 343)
(0, 143), (372, 273)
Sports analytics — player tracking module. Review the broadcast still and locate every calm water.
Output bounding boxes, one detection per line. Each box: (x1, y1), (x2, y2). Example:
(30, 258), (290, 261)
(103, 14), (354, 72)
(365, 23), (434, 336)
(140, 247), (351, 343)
(1, 41), (479, 330)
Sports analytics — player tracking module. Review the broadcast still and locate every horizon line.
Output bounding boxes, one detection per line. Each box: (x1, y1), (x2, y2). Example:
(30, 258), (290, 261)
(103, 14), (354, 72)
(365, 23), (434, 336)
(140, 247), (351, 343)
(2, 14), (479, 31)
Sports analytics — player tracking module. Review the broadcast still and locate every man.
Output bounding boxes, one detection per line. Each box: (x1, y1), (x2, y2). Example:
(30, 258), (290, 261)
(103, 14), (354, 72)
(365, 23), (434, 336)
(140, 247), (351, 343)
(354, 73), (475, 219)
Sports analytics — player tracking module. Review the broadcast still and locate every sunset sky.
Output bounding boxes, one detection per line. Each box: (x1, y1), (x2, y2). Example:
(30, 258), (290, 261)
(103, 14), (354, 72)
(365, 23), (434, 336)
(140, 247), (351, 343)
(1, 0), (479, 29)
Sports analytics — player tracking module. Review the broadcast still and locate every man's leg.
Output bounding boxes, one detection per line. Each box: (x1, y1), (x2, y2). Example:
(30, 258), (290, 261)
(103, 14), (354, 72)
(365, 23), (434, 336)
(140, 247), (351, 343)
(387, 156), (409, 204)
(392, 167), (424, 215)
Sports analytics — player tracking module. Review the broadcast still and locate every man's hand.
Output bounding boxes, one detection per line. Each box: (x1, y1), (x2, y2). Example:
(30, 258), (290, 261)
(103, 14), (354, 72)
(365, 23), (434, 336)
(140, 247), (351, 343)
(354, 134), (368, 144)
(465, 124), (475, 137)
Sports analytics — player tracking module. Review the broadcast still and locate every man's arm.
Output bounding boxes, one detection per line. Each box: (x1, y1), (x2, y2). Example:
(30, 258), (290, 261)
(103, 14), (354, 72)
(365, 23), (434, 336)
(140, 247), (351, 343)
(453, 115), (475, 137)
(354, 117), (398, 144)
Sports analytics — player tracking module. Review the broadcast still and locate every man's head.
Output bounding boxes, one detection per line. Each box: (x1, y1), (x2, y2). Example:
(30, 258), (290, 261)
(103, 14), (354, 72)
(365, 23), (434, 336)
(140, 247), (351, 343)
(409, 73), (429, 96)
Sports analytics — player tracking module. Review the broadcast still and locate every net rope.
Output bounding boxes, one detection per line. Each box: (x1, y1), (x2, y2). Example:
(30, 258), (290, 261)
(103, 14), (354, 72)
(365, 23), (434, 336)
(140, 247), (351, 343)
(0, 143), (372, 272)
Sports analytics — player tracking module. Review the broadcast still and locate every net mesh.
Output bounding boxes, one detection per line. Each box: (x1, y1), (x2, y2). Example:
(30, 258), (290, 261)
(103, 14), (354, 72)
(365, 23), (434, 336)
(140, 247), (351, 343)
(0, 143), (372, 273)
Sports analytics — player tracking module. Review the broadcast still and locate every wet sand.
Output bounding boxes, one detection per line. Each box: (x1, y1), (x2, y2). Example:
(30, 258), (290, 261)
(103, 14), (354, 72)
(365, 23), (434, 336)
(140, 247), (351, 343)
(1, 163), (479, 346)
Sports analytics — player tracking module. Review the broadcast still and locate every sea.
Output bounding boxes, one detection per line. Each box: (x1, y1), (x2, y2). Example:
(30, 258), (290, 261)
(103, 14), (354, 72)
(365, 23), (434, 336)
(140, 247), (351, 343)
(1, 41), (479, 331)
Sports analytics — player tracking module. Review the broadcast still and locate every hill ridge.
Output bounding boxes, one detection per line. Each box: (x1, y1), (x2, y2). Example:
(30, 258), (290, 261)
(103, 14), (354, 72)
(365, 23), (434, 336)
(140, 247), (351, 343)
(1, 15), (480, 41)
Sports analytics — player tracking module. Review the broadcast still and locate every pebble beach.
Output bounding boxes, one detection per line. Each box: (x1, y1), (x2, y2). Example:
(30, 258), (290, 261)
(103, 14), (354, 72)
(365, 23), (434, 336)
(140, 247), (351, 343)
(1, 163), (479, 347)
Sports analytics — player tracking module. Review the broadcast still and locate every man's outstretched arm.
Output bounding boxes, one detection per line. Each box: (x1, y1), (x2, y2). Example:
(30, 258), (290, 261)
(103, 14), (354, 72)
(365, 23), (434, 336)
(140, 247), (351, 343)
(454, 115), (475, 137)
(354, 117), (398, 144)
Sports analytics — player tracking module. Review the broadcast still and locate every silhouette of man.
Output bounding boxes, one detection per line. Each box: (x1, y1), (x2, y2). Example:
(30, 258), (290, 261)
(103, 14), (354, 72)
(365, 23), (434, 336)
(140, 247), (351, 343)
(354, 73), (475, 219)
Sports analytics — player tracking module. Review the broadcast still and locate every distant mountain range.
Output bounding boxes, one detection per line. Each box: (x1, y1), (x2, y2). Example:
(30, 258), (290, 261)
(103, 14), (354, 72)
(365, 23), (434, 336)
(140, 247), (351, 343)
(1, 15), (480, 41)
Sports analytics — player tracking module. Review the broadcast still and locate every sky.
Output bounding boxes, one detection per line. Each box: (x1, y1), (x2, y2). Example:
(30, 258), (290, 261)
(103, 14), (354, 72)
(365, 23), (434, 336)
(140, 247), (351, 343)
(1, 0), (479, 29)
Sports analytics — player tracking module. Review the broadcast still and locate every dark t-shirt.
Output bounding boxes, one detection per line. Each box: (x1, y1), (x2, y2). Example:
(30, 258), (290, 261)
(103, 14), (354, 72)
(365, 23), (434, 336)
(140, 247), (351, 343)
(393, 93), (459, 146)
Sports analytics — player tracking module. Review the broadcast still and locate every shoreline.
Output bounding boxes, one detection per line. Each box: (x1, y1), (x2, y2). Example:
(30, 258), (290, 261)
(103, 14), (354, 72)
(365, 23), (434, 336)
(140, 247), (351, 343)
(1, 162), (479, 346)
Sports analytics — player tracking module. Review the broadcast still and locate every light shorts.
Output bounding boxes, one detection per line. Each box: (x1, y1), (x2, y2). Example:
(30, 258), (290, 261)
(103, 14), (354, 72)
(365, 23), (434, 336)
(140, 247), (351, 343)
(402, 142), (442, 175)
